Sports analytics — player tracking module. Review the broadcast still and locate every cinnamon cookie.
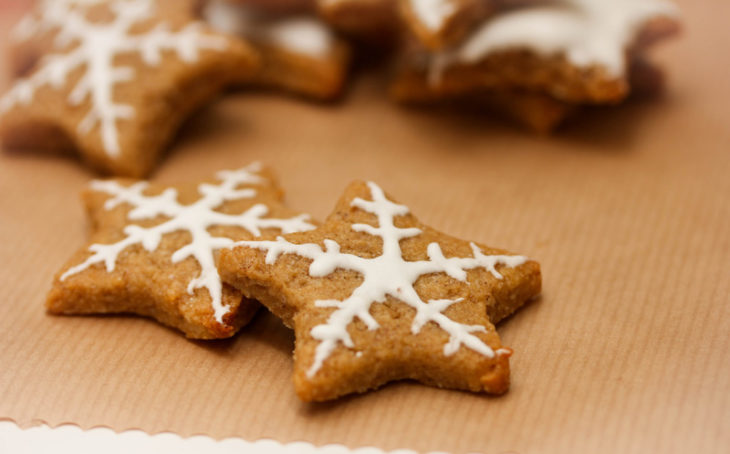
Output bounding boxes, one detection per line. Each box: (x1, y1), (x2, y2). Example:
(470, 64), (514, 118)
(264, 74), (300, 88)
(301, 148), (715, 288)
(204, 0), (351, 100)
(219, 181), (541, 401)
(47, 163), (315, 339)
(1, 0), (259, 177)
(391, 0), (680, 131)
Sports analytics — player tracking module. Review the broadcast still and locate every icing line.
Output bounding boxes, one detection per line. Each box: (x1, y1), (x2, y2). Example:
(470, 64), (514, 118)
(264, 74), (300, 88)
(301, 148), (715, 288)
(1, 0), (229, 158)
(410, 0), (457, 32)
(204, 0), (335, 59)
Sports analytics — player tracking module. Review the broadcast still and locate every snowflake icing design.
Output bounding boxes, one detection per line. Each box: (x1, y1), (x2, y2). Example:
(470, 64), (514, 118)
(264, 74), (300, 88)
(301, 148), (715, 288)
(61, 163), (315, 324)
(11, 0), (107, 43)
(1, 0), (228, 157)
(236, 182), (528, 377)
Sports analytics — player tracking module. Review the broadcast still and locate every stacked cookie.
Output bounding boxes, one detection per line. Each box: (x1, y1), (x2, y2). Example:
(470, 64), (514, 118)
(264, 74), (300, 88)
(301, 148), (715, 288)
(48, 163), (541, 401)
(202, 0), (352, 100)
(314, 0), (680, 132)
(388, 0), (681, 132)
(0, 0), (680, 178)
(0, 0), (680, 400)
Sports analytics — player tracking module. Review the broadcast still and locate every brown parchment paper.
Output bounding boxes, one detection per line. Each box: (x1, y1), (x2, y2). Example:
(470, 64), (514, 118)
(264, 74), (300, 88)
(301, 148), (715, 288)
(0, 1), (728, 453)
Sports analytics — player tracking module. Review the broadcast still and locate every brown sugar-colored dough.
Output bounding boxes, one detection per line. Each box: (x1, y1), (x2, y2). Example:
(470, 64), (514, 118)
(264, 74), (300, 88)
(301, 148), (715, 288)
(8, 29), (55, 78)
(218, 181), (541, 401)
(392, 47), (631, 105)
(0, 0), (259, 177)
(47, 164), (315, 339)
(627, 58), (666, 98)
(392, 56), (675, 133)
(485, 58), (667, 132)
(478, 89), (575, 134)
(316, 0), (398, 39)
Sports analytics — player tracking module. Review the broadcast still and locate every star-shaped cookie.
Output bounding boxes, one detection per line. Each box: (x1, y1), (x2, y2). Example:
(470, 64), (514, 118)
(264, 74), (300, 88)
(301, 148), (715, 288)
(203, 0), (351, 100)
(392, 0), (680, 105)
(218, 181), (541, 401)
(47, 163), (315, 339)
(0, 0), (259, 177)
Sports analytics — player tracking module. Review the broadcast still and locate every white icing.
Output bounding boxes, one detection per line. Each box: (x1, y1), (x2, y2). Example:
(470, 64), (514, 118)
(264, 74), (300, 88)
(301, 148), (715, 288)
(10, 0), (106, 43)
(203, 0), (256, 36)
(443, 0), (678, 77)
(235, 182), (527, 377)
(60, 163), (315, 325)
(264, 19), (335, 59)
(204, 1), (335, 59)
(1, 0), (229, 158)
(410, 0), (457, 32)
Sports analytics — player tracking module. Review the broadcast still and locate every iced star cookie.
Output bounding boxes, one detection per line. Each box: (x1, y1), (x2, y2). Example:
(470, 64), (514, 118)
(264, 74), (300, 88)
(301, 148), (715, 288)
(9, 0), (201, 76)
(204, 0), (351, 100)
(47, 163), (315, 339)
(0, 0), (259, 177)
(391, 0), (679, 131)
(218, 181), (541, 401)
(397, 0), (679, 103)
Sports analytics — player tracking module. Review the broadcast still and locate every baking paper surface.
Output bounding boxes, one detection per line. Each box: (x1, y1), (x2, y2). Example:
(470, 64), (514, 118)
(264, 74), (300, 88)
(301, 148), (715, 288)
(0, 1), (728, 453)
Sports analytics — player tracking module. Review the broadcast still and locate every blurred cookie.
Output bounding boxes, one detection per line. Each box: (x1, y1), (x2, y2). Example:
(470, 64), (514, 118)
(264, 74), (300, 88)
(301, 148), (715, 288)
(0, 0), (259, 177)
(10, 0), (116, 76)
(219, 181), (541, 401)
(47, 163), (315, 339)
(204, 0), (351, 100)
(391, 0), (679, 130)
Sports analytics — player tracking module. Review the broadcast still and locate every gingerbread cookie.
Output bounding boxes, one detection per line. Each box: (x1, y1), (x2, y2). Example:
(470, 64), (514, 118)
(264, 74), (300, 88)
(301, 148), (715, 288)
(391, 0), (679, 130)
(47, 163), (315, 339)
(204, 0), (351, 100)
(0, 0), (259, 177)
(218, 181), (541, 401)
(393, 53), (674, 132)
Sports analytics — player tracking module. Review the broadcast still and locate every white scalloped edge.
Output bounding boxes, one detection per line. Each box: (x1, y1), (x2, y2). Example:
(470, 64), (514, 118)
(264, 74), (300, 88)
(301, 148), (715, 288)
(0, 420), (464, 454)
